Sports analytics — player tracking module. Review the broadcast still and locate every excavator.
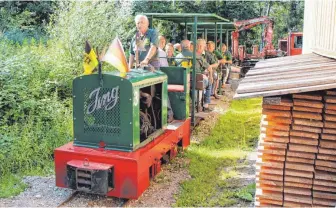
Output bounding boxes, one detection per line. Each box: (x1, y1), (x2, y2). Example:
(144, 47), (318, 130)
(231, 16), (303, 73)
(232, 16), (277, 67)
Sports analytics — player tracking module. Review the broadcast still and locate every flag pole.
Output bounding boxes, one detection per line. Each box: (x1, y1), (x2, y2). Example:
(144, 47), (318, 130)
(97, 47), (103, 86)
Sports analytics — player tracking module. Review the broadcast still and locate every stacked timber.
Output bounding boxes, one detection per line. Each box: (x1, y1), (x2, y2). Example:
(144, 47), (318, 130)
(284, 93), (323, 207)
(313, 90), (336, 207)
(256, 96), (293, 207)
(256, 91), (336, 207)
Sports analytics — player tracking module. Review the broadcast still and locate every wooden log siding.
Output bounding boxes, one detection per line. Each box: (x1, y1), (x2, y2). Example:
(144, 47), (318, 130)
(256, 92), (336, 207)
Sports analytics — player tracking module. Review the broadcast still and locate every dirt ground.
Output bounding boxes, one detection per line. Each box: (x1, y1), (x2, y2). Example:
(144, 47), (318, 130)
(0, 84), (256, 207)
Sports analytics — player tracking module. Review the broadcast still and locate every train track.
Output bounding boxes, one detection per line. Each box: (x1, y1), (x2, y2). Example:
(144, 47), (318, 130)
(57, 191), (79, 207)
(57, 191), (133, 207)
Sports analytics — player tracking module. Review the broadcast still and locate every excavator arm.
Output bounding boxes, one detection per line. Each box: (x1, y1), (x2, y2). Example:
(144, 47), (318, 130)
(232, 16), (276, 62)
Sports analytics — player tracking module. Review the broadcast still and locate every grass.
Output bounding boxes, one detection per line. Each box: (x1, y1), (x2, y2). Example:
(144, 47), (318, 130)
(174, 98), (262, 207)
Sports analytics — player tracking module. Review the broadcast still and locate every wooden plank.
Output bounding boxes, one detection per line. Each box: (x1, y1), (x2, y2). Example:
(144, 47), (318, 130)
(285, 162), (314, 172)
(320, 140), (336, 149)
(261, 128), (290, 137)
(293, 111), (322, 120)
(261, 124), (290, 132)
(324, 114), (336, 122)
(258, 154), (286, 162)
(293, 99), (324, 109)
(237, 76), (336, 94)
(319, 147), (336, 156)
(235, 82), (336, 100)
(324, 95), (336, 103)
(293, 118), (323, 128)
(257, 184), (283, 192)
(260, 141), (288, 149)
(290, 131), (319, 139)
(315, 166), (336, 173)
(284, 187), (311, 196)
(286, 156), (315, 165)
(293, 93), (323, 101)
(323, 128), (336, 134)
(285, 181), (312, 189)
(258, 148), (286, 156)
(313, 198), (336, 206)
(313, 184), (336, 193)
(264, 116), (292, 124)
(325, 103), (336, 110)
(314, 170), (336, 182)
(258, 199), (283, 206)
(326, 90), (336, 96)
(317, 154), (336, 161)
(293, 106), (323, 113)
(285, 176), (313, 184)
(261, 134), (289, 143)
(315, 160), (336, 168)
(325, 109), (336, 115)
(284, 194), (312, 204)
(285, 169), (313, 179)
(286, 150), (316, 159)
(314, 179), (336, 187)
(283, 201), (312, 207)
(262, 109), (292, 117)
(259, 173), (284, 182)
(257, 167), (284, 176)
(256, 179), (283, 187)
(292, 124), (322, 133)
(288, 143), (318, 153)
(321, 133), (336, 141)
(289, 137), (318, 146)
(313, 191), (336, 200)
(262, 104), (291, 111)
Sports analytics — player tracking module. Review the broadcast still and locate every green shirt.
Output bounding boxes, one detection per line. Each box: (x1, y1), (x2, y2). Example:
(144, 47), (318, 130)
(205, 51), (219, 72)
(214, 50), (232, 61)
(195, 53), (210, 73)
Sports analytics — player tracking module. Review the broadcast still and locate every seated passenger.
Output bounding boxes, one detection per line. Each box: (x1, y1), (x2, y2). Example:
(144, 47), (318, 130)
(165, 43), (176, 66)
(158, 35), (169, 67)
(175, 39), (192, 68)
(206, 41), (220, 99)
(173, 43), (182, 56)
(195, 39), (213, 112)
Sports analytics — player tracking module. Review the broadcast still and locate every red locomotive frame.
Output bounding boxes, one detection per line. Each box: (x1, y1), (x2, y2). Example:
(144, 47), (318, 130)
(54, 119), (190, 199)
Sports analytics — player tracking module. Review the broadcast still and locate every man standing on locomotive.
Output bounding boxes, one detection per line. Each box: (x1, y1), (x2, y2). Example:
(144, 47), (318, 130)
(129, 14), (174, 122)
(129, 15), (160, 70)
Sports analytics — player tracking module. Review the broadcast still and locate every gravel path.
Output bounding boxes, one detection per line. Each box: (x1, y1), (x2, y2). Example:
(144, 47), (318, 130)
(0, 176), (73, 207)
(0, 84), (257, 207)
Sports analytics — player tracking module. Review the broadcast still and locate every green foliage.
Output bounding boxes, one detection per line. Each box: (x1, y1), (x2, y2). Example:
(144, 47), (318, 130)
(0, 174), (27, 198)
(175, 98), (261, 207)
(236, 183), (256, 202)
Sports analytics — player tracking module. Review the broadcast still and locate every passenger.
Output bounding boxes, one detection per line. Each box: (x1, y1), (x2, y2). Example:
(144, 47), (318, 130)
(129, 14), (160, 70)
(175, 39), (192, 68)
(165, 43), (176, 66)
(206, 41), (220, 99)
(190, 41), (194, 52)
(215, 44), (233, 87)
(195, 39), (213, 112)
(173, 43), (182, 56)
(158, 35), (169, 67)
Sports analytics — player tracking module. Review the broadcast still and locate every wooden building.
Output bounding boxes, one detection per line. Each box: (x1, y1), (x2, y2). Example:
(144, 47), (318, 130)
(235, 0), (336, 207)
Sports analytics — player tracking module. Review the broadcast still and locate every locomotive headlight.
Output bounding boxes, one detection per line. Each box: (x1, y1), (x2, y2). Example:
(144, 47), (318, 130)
(133, 91), (139, 106)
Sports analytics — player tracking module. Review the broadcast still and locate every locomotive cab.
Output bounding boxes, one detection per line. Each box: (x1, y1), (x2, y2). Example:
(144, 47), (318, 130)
(72, 68), (168, 152)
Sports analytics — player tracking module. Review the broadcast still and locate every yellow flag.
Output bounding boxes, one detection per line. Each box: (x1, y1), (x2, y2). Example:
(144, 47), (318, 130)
(102, 37), (129, 77)
(83, 41), (99, 75)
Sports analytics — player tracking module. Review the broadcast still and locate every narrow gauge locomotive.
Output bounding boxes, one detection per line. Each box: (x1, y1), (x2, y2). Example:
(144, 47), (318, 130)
(54, 66), (191, 199)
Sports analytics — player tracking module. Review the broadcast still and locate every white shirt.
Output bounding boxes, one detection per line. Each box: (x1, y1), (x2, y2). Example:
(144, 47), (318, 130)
(158, 48), (169, 67)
